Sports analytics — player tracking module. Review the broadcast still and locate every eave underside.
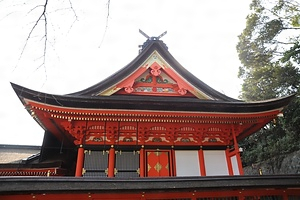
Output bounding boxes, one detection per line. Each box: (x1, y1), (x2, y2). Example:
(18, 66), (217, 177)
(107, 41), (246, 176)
(25, 97), (283, 145)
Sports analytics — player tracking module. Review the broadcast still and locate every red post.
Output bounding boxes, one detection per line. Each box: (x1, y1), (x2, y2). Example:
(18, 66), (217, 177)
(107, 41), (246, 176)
(171, 148), (176, 176)
(139, 147), (145, 177)
(225, 148), (233, 175)
(75, 145), (84, 177)
(232, 126), (244, 175)
(170, 149), (175, 176)
(235, 150), (244, 175)
(108, 145), (115, 177)
(198, 148), (206, 176)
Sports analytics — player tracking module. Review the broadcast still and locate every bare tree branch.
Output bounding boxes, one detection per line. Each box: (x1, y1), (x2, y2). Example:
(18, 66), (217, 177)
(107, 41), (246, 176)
(66, 0), (78, 33)
(14, 0), (48, 75)
(273, 40), (297, 45)
(282, 27), (300, 30)
(0, 11), (14, 22)
(49, 0), (79, 33)
(98, 0), (111, 48)
(41, 10), (48, 85)
(10, 0), (81, 88)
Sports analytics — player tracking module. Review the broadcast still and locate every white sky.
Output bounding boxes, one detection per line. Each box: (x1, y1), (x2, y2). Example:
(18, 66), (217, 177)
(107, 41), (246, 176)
(0, 0), (251, 146)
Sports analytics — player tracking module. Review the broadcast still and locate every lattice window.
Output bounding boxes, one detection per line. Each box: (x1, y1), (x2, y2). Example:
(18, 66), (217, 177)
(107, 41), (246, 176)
(115, 151), (139, 178)
(83, 150), (108, 177)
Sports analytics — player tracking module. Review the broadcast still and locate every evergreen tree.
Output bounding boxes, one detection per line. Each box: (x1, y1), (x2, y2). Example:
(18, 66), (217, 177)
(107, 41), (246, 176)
(236, 0), (300, 166)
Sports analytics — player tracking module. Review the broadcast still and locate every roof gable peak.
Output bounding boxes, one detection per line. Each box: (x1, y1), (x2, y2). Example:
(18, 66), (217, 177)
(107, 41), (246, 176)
(68, 34), (240, 102)
(99, 51), (213, 99)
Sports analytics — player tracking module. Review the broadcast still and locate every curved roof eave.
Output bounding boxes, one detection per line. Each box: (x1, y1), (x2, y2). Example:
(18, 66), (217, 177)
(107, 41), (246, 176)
(11, 82), (296, 114)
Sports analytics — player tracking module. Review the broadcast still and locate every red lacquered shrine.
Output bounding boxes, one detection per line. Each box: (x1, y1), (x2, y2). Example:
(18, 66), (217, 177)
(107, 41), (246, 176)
(1, 33), (299, 199)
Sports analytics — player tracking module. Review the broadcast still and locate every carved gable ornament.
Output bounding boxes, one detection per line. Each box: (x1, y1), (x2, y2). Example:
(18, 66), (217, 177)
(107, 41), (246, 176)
(98, 51), (212, 100)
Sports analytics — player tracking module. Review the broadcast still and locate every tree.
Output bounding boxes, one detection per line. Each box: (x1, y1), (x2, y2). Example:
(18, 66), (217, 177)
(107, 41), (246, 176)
(3, 0), (110, 81)
(237, 0), (300, 101)
(236, 0), (300, 166)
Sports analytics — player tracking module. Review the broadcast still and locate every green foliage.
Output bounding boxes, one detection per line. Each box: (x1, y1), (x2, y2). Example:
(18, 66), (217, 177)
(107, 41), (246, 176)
(237, 0), (300, 69)
(241, 99), (300, 166)
(291, 15), (300, 27)
(282, 42), (300, 63)
(237, 0), (300, 166)
(259, 19), (283, 42)
(239, 62), (299, 101)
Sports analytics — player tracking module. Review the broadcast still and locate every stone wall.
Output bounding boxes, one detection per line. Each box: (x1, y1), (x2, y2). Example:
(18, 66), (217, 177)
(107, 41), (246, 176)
(243, 150), (300, 175)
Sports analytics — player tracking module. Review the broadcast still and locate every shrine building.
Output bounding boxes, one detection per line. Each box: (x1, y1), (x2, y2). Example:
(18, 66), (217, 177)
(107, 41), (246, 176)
(1, 32), (299, 199)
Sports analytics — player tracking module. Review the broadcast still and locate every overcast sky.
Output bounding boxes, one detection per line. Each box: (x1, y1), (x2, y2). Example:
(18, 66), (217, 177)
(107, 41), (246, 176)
(0, 0), (251, 145)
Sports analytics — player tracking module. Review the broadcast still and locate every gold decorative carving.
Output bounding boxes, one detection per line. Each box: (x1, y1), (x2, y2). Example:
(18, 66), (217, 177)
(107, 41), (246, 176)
(154, 151), (161, 156)
(147, 164), (151, 172)
(154, 162), (162, 172)
(165, 164), (169, 170)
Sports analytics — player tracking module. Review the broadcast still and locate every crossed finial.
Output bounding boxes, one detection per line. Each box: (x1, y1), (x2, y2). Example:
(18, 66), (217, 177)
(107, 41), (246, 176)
(139, 29), (167, 41)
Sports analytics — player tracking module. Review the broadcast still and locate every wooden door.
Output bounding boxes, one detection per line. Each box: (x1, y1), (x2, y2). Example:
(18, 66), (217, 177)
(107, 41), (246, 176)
(146, 150), (170, 177)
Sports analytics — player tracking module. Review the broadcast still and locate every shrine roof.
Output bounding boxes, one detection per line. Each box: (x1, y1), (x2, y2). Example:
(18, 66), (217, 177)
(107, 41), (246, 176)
(68, 40), (239, 102)
(10, 38), (296, 144)
(11, 82), (295, 113)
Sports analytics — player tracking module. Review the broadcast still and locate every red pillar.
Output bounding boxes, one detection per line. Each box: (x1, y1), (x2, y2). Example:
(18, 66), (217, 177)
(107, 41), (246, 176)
(170, 149), (175, 176)
(75, 145), (84, 177)
(139, 147), (145, 177)
(198, 148), (206, 176)
(232, 127), (244, 175)
(108, 145), (115, 177)
(235, 150), (244, 175)
(225, 148), (234, 175)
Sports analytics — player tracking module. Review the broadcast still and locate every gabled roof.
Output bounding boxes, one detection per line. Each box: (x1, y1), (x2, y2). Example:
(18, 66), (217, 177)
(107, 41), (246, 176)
(10, 38), (296, 144)
(69, 40), (239, 102)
